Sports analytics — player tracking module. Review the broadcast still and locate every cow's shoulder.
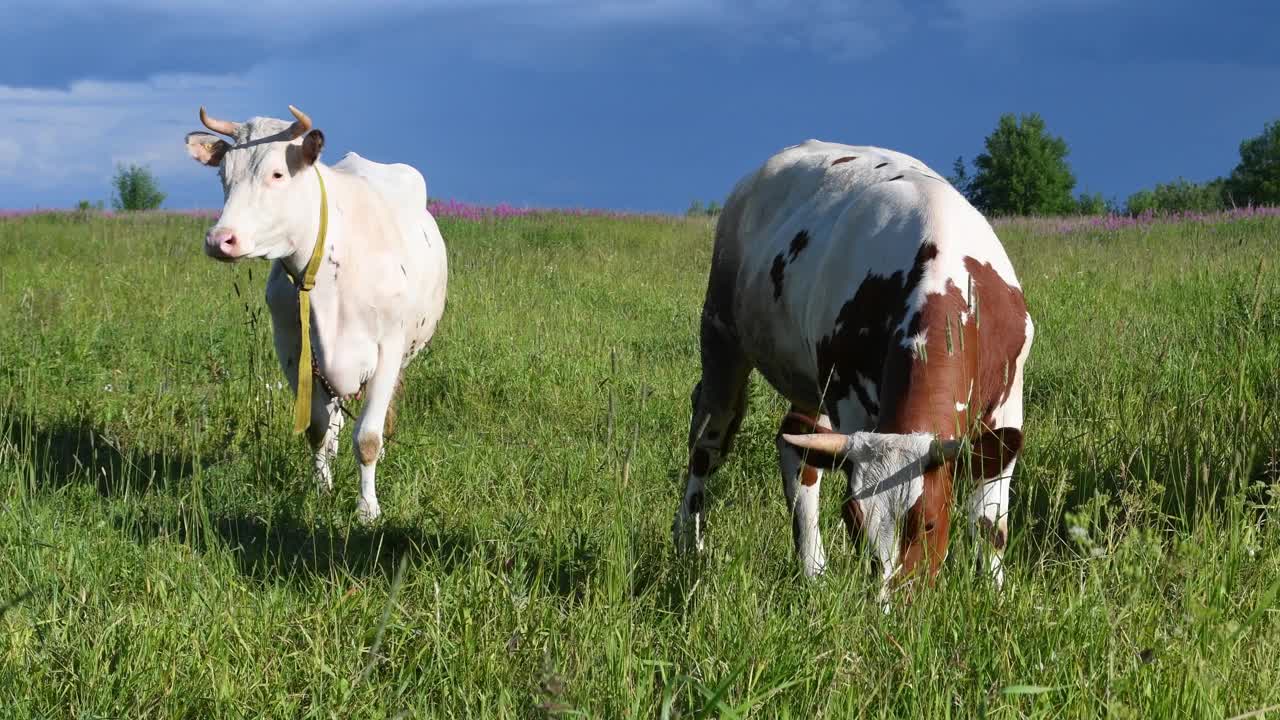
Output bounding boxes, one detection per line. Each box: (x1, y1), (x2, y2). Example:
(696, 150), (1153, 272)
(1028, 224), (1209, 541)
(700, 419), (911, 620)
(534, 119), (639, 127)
(331, 152), (428, 216)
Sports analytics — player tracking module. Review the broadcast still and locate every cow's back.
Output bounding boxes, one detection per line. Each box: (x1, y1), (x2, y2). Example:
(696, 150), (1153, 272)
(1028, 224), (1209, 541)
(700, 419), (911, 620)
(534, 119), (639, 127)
(330, 152), (447, 353)
(707, 140), (1028, 434)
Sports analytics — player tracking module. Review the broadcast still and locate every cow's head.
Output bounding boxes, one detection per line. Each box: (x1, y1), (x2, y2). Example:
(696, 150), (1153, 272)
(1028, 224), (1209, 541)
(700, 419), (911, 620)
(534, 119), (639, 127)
(782, 422), (1022, 596)
(184, 105), (326, 262)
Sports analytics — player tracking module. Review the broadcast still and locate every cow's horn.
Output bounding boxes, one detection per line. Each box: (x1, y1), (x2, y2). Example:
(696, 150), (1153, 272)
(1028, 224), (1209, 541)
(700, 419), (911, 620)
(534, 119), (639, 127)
(287, 105), (313, 139)
(199, 106), (240, 137)
(782, 433), (851, 456)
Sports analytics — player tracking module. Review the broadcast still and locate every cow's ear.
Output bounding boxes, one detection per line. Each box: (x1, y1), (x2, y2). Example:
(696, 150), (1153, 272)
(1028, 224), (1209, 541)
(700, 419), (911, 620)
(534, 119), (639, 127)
(781, 433), (853, 470)
(185, 132), (228, 167)
(300, 129), (324, 167)
(970, 427), (1023, 481)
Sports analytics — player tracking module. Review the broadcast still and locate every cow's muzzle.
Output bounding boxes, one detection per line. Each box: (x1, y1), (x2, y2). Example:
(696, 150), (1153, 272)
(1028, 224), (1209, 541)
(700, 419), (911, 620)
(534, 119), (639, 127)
(205, 227), (243, 262)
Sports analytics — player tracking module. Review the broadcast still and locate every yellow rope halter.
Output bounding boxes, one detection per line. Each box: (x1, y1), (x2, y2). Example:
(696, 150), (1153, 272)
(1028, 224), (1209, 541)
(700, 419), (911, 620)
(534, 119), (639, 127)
(292, 166), (329, 434)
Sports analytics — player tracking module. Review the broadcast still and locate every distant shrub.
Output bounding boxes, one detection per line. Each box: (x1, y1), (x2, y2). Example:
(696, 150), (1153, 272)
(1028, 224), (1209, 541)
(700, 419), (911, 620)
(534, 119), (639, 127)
(685, 199), (721, 218)
(111, 164), (166, 212)
(1075, 192), (1110, 216)
(1125, 178), (1225, 216)
(1224, 119), (1280, 207)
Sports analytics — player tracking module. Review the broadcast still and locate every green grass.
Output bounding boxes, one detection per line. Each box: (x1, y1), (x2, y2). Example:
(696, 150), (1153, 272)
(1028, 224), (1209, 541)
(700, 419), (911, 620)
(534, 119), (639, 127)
(1, 210), (1278, 718)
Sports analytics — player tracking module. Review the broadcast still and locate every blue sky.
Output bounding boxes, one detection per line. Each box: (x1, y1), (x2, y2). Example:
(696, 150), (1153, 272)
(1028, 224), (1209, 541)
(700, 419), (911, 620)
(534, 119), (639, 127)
(1, 0), (1276, 212)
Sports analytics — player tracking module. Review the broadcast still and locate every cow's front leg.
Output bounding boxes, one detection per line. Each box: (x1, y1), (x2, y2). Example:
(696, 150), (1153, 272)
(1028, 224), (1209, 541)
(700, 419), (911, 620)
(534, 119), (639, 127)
(777, 409), (831, 577)
(351, 339), (405, 523)
(306, 387), (343, 494)
(969, 473), (1012, 590)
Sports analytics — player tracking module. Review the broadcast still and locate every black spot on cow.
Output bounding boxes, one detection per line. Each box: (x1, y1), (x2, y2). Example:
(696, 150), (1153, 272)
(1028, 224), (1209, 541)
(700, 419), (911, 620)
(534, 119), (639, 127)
(815, 243), (938, 427)
(832, 156), (858, 165)
(787, 229), (810, 261)
(689, 490), (704, 515)
(874, 162), (889, 169)
(887, 175), (905, 182)
(770, 253), (787, 301)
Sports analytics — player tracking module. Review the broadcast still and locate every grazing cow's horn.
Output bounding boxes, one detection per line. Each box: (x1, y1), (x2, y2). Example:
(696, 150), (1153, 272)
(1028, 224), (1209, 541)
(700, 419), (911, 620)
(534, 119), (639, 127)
(199, 106), (240, 137)
(782, 433), (851, 457)
(287, 105), (313, 139)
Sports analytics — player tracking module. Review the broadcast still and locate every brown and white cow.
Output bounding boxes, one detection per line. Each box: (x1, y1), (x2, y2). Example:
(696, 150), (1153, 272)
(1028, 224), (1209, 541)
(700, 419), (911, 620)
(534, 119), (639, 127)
(185, 106), (448, 522)
(673, 140), (1033, 600)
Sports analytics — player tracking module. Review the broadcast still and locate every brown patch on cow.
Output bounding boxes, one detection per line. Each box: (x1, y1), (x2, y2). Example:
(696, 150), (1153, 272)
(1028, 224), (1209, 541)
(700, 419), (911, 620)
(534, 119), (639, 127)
(384, 376), (405, 438)
(779, 409), (834, 484)
(875, 255), (1027, 444)
(978, 516), (1007, 551)
(770, 253), (787, 300)
(831, 156), (858, 165)
(779, 409), (835, 435)
(971, 426), (1023, 481)
(357, 432), (381, 466)
(895, 463), (954, 583)
(799, 465), (820, 487)
(690, 448), (712, 476)
(963, 256), (1029, 420)
(787, 230), (810, 261)
(815, 243), (938, 427)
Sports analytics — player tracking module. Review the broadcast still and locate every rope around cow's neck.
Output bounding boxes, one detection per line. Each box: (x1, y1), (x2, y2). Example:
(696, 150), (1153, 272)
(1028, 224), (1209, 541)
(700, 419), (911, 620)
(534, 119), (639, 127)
(292, 166), (329, 434)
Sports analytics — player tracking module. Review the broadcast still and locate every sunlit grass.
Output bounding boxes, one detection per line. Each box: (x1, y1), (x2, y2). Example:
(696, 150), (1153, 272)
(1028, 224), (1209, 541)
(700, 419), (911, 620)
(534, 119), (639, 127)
(1, 210), (1277, 718)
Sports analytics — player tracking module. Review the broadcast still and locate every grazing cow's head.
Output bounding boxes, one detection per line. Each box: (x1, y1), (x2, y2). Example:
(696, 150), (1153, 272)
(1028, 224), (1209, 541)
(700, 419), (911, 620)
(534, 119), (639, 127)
(183, 105), (326, 262)
(783, 422), (1022, 592)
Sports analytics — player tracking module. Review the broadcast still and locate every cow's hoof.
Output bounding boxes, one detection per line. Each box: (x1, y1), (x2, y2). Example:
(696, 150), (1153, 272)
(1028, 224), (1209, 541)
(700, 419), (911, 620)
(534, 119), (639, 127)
(800, 553), (827, 579)
(356, 498), (382, 524)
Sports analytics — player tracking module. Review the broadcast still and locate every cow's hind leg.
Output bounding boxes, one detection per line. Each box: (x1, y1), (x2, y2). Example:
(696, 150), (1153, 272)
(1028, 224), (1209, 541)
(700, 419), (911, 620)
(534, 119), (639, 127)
(777, 409), (832, 577)
(673, 321), (751, 554)
(351, 340), (406, 523)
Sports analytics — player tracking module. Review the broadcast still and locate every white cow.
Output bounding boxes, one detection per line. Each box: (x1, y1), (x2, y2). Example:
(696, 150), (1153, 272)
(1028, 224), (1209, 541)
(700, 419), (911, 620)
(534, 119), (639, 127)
(184, 105), (448, 521)
(674, 140), (1033, 601)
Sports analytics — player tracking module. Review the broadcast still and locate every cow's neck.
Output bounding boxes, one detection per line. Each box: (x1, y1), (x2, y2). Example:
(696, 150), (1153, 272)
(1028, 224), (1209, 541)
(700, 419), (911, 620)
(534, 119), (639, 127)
(280, 164), (334, 285)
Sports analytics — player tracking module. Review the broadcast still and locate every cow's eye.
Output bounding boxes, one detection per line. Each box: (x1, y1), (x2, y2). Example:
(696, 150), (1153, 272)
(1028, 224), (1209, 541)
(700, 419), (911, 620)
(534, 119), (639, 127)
(272, 171), (285, 180)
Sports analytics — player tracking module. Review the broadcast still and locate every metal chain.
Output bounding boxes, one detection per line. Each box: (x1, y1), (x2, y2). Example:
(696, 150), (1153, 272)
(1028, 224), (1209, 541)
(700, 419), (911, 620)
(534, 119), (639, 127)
(311, 353), (357, 421)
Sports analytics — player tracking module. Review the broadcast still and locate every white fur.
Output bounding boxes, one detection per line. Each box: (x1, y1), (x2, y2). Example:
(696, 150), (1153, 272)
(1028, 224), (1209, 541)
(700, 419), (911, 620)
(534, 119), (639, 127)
(187, 115), (447, 521)
(688, 140), (1031, 595)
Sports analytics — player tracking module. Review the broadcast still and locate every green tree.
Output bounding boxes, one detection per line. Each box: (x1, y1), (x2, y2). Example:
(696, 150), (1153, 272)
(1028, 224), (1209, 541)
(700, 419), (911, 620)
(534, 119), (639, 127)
(1126, 178), (1225, 216)
(1075, 191), (1108, 216)
(969, 113), (1076, 216)
(111, 164), (166, 211)
(946, 156), (973, 200)
(1223, 120), (1280, 207)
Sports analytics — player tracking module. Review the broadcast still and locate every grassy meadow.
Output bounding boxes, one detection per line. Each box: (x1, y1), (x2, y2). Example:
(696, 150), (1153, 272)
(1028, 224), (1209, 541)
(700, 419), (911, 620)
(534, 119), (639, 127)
(1, 208), (1278, 718)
